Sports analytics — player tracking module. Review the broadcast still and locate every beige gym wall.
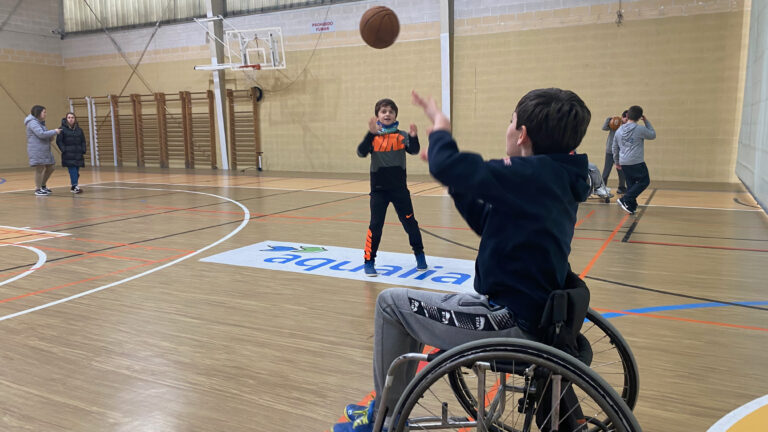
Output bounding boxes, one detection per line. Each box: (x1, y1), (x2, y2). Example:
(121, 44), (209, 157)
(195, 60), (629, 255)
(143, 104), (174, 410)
(452, 9), (747, 183)
(0, 56), (66, 170)
(6, 0), (749, 184)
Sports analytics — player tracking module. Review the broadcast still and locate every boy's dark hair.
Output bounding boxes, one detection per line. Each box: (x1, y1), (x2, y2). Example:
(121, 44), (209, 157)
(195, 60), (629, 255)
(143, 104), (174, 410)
(627, 105), (643, 121)
(514, 88), (591, 155)
(621, 110), (628, 118)
(374, 98), (398, 116)
(30, 105), (46, 119)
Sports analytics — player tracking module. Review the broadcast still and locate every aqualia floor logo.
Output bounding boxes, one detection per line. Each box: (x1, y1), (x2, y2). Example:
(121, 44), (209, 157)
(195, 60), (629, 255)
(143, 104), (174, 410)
(200, 241), (475, 292)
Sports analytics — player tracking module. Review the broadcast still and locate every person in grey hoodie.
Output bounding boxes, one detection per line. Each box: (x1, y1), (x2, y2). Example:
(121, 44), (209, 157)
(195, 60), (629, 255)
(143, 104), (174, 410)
(612, 105), (656, 214)
(25, 105), (61, 196)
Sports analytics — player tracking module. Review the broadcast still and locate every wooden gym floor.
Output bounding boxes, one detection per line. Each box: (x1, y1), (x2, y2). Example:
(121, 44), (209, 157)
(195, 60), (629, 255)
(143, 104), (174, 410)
(0, 167), (766, 431)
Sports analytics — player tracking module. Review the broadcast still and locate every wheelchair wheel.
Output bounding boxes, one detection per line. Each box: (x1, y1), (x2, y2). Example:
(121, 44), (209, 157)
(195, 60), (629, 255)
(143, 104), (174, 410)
(389, 338), (640, 432)
(581, 308), (639, 410)
(447, 309), (639, 430)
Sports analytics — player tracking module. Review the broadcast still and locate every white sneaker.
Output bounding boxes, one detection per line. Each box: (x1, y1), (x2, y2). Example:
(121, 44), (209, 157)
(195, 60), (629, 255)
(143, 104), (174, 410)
(595, 185), (612, 198)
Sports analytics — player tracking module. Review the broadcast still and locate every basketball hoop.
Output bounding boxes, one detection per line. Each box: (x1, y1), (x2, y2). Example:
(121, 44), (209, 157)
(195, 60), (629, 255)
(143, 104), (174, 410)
(238, 64), (261, 70)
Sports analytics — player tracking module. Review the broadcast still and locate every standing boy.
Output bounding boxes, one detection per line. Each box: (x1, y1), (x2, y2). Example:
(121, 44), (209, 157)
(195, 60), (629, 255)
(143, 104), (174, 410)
(357, 98), (427, 277)
(333, 88), (591, 432)
(613, 105), (656, 214)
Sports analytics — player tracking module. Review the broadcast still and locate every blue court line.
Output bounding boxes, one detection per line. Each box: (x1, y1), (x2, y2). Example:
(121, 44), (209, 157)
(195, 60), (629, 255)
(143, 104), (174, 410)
(599, 301), (768, 319)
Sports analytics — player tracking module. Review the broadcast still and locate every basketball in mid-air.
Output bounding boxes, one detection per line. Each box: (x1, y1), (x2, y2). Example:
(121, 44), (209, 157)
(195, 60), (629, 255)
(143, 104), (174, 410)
(359, 6), (400, 49)
(609, 116), (622, 130)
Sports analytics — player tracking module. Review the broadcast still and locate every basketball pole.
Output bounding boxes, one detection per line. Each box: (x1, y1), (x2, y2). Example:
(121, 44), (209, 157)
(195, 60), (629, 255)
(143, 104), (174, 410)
(204, 0), (230, 170)
(440, 0), (454, 121)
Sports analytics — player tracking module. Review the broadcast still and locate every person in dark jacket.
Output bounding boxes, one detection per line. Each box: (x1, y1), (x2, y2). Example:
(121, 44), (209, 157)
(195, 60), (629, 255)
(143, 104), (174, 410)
(56, 112), (87, 194)
(25, 105), (61, 196)
(331, 88), (592, 432)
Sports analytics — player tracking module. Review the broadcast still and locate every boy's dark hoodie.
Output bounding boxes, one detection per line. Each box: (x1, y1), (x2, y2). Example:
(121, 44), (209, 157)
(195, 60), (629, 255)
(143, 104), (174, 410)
(428, 129), (590, 331)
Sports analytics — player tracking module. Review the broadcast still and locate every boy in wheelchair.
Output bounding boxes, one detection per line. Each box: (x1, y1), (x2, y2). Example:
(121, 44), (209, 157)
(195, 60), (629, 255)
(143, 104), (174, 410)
(333, 88), (593, 432)
(589, 161), (613, 199)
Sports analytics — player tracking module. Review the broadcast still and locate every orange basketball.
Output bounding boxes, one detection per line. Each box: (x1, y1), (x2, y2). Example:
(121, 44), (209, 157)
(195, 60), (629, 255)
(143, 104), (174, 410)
(609, 116), (622, 130)
(359, 6), (400, 49)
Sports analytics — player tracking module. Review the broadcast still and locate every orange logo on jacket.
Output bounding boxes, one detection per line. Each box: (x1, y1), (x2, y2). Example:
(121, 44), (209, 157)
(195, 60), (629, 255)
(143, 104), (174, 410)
(373, 133), (406, 152)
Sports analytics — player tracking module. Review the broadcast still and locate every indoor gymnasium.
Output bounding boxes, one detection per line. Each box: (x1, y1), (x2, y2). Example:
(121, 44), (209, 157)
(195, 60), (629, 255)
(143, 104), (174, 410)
(0, 0), (766, 431)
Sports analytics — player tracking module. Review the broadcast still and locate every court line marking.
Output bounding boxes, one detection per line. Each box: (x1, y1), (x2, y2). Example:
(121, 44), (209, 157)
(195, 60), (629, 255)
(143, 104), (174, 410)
(579, 214), (630, 278)
(707, 394), (768, 432)
(0, 186), (250, 322)
(0, 244), (46, 287)
(112, 180), (765, 211)
(592, 307), (768, 332)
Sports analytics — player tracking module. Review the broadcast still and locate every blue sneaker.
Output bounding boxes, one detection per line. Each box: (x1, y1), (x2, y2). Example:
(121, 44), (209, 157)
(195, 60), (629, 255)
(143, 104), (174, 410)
(364, 260), (377, 277)
(415, 252), (428, 271)
(333, 400), (375, 431)
(344, 402), (369, 422)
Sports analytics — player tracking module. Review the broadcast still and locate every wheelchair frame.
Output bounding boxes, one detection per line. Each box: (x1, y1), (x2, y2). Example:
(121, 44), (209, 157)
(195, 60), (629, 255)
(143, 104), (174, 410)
(372, 309), (640, 432)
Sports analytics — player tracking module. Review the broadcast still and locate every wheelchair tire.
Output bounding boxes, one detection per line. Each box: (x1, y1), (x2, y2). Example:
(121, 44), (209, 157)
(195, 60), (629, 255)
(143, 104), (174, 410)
(582, 308), (640, 409)
(389, 338), (641, 432)
(447, 309), (639, 431)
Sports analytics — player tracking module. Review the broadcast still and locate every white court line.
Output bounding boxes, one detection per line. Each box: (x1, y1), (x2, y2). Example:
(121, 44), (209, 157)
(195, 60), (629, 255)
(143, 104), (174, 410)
(707, 394), (768, 431)
(0, 186), (250, 322)
(0, 244), (47, 287)
(0, 225), (71, 245)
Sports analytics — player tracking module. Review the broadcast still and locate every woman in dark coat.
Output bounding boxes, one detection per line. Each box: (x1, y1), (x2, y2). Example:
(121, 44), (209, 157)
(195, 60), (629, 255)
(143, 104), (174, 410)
(56, 112), (87, 193)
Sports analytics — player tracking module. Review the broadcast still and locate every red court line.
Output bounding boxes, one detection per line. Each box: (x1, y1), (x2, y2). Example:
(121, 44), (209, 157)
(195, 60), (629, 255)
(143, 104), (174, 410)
(0, 261), (157, 304)
(0, 252), (192, 305)
(0, 254), (93, 279)
(23, 245), (157, 262)
(67, 237), (195, 253)
(574, 210), (595, 228)
(579, 214), (630, 279)
(143, 205), (245, 216)
(32, 209), (148, 230)
(591, 307), (768, 332)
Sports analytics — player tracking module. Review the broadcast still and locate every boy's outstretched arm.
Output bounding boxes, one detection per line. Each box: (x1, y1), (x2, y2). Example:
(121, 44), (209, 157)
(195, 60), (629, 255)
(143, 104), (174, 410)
(412, 90), (507, 198)
(411, 91), (451, 132)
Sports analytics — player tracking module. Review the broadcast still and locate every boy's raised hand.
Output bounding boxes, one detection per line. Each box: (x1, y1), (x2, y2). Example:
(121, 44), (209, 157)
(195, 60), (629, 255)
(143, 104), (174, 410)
(411, 90), (451, 132)
(409, 123), (418, 137)
(368, 116), (380, 134)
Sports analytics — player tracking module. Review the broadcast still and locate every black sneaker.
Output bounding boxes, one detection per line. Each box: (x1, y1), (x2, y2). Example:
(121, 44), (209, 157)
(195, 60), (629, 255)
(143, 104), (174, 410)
(41, 186), (52, 194)
(617, 198), (634, 215)
(71, 186), (82, 194)
(34, 189), (48, 196)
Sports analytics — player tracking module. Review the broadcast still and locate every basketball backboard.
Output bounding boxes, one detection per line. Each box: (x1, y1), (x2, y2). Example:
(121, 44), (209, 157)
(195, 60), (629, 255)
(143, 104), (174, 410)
(193, 16), (286, 72)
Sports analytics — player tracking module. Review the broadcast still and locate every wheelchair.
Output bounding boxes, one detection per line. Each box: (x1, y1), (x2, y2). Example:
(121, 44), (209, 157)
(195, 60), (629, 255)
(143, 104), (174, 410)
(372, 308), (641, 432)
(586, 163), (614, 203)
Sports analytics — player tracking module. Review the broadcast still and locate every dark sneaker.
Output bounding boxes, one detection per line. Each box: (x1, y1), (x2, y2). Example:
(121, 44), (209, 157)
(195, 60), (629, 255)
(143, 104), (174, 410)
(363, 260), (377, 277)
(617, 198), (634, 215)
(34, 189), (48, 196)
(71, 186), (82, 194)
(415, 252), (428, 271)
(41, 186), (52, 194)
